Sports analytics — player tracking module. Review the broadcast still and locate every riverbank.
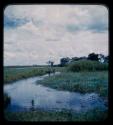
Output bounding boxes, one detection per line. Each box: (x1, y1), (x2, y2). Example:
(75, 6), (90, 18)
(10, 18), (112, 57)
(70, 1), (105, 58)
(37, 71), (108, 98)
(4, 66), (65, 84)
(4, 67), (46, 83)
(4, 108), (107, 121)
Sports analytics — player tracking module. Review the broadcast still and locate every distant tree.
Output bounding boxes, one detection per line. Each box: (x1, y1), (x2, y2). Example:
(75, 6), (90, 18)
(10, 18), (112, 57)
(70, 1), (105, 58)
(60, 57), (70, 66)
(71, 56), (87, 62)
(104, 56), (109, 63)
(46, 60), (54, 76)
(88, 53), (98, 61)
(47, 61), (54, 67)
(50, 61), (54, 67)
(98, 54), (105, 63)
(71, 57), (80, 61)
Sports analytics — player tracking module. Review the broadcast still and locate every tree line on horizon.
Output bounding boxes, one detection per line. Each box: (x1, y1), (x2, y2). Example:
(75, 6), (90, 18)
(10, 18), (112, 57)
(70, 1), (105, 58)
(59, 53), (109, 67)
(4, 53), (109, 67)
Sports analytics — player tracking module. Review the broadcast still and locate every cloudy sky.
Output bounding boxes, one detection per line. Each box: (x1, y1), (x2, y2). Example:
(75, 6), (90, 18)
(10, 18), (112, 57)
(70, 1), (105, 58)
(4, 5), (108, 66)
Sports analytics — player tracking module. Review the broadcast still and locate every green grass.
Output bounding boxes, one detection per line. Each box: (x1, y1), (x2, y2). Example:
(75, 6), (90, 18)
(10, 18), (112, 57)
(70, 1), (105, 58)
(68, 60), (108, 72)
(37, 71), (108, 97)
(4, 60), (108, 84)
(4, 67), (46, 83)
(4, 66), (66, 84)
(4, 108), (107, 121)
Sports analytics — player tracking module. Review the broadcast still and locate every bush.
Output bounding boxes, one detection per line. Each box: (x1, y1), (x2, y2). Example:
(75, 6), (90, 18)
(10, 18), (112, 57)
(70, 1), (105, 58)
(68, 60), (108, 72)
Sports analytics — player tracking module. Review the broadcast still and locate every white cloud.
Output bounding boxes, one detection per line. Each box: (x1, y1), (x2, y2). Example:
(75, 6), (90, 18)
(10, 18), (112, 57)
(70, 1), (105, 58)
(4, 5), (108, 65)
(4, 5), (108, 30)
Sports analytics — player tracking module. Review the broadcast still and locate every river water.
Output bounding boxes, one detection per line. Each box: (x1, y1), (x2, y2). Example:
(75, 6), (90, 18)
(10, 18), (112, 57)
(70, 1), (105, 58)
(4, 72), (107, 113)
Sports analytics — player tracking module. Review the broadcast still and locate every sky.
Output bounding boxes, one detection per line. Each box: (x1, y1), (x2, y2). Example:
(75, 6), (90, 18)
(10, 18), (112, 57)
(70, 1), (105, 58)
(4, 5), (108, 66)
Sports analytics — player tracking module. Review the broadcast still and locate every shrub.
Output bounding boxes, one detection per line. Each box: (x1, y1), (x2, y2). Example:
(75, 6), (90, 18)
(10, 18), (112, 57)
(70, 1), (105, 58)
(68, 60), (108, 72)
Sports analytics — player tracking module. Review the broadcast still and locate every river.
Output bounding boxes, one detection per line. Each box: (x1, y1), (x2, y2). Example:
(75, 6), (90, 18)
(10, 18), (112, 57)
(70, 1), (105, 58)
(4, 72), (107, 113)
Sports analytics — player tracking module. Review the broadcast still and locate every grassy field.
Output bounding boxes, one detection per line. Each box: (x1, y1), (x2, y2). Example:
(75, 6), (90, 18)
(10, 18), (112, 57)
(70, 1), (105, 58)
(4, 66), (66, 83)
(4, 67), (47, 83)
(4, 108), (107, 121)
(37, 71), (108, 97)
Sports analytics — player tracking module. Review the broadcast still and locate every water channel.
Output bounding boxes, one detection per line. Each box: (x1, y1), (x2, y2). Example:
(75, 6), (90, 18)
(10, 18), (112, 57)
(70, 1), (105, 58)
(4, 72), (107, 113)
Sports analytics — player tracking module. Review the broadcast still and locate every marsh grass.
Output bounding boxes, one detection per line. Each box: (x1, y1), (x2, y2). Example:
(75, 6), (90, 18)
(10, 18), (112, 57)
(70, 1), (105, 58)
(4, 66), (66, 83)
(37, 71), (108, 97)
(4, 67), (48, 83)
(68, 60), (108, 72)
(4, 108), (107, 121)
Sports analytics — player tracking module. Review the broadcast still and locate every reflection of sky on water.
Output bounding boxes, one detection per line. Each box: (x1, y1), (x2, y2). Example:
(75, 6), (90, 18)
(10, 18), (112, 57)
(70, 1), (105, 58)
(4, 72), (107, 112)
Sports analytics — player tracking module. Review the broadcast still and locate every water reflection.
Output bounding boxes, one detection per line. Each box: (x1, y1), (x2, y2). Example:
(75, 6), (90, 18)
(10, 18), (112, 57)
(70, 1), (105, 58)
(4, 72), (107, 112)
